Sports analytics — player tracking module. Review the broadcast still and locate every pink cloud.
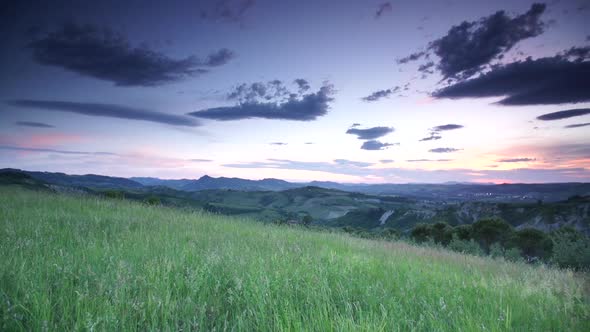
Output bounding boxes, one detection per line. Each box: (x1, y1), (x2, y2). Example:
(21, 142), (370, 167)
(23, 133), (85, 147)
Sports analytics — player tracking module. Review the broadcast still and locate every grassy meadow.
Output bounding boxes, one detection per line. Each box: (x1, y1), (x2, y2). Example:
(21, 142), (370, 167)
(0, 186), (588, 331)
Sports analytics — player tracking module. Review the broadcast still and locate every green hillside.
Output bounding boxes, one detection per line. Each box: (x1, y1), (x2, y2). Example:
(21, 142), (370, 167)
(1, 186), (588, 331)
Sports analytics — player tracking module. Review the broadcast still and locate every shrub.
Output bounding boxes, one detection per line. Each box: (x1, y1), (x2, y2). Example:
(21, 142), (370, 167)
(550, 227), (590, 270)
(144, 196), (161, 206)
(379, 228), (399, 241)
(448, 234), (484, 256)
(504, 247), (524, 263)
(514, 228), (553, 260)
(489, 242), (505, 259)
(104, 190), (125, 199)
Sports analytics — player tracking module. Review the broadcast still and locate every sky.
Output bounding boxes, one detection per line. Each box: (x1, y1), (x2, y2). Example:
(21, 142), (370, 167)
(0, 0), (589, 184)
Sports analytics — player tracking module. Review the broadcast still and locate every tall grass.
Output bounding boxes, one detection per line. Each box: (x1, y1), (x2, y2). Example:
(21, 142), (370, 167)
(1, 186), (588, 331)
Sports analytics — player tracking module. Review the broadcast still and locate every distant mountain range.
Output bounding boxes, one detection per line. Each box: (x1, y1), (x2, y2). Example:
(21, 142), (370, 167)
(2, 168), (590, 203)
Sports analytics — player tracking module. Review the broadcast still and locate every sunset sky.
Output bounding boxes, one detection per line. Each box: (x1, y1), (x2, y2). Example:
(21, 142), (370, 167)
(1, 0), (589, 183)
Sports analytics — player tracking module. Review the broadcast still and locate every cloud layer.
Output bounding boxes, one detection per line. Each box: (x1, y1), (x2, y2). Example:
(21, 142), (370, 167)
(15, 121), (54, 128)
(7, 100), (199, 127)
(497, 157), (536, 163)
(361, 140), (397, 150)
(188, 82), (334, 121)
(399, 3), (547, 79)
(0, 145), (115, 156)
(431, 124), (463, 131)
(434, 56), (590, 105)
(28, 23), (234, 86)
(565, 123), (590, 129)
(346, 126), (394, 140)
(429, 147), (462, 153)
(537, 108), (590, 121)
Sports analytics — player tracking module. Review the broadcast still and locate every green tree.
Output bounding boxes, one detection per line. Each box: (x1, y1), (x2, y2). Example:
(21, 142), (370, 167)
(471, 218), (514, 252)
(452, 224), (473, 240)
(514, 228), (553, 259)
(410, 223), (432, 243)
(430, 222), (453, 245)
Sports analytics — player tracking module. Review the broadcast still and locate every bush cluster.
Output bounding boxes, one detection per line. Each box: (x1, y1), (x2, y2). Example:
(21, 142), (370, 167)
(409, 218), (589, 269)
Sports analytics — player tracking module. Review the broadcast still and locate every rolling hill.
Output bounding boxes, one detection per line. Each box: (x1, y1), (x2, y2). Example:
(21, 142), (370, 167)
(0, 186), (587, 330)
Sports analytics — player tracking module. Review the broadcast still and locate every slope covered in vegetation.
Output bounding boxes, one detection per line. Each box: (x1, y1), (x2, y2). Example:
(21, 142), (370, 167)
(0, 186), (588, 331)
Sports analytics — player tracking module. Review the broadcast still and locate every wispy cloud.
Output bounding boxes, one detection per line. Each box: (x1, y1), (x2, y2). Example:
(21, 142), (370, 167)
(0, 145), (115, 156)
(361, 87), (400, 102)
(7, 100), (199, 127)
(564, 123), (590, 128)
(431, 124), (463, 131)
(198, 0), (256, 23)
(419, 134), (442, 141)
(429, 147), (462, 153)
(497, 157), (536, 163)
(15, 121), (54, 128)
(537, 108), (590, 121)
(375, 2), (392, 19)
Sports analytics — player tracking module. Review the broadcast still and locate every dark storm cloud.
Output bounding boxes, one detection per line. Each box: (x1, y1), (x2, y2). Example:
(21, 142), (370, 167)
(433, 56), (590, 105)
(375, 2), (393, 19)
(361, 87), (400, 102)
(346, 126), (394, 140)
(564, 123), (590, 128)
(188, 84), (334, 121)
(561, 46), (590, 60)
(399, 3), (546, 79)
(419, 134), (442, 141)
(205, 48), (235, 66)
(28, 23), (234, 86)
(199, 0), (255, 23)
(431, 124), (464, 132)
(360, 140), (396, 150)
(15, 121), (54, 128)
(536, 108), (590, 121)
(7, 100), (200, 127)
(497, 157), (536, 162)
(0, 145), (115, 156)
(429, 147), (462, 153)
